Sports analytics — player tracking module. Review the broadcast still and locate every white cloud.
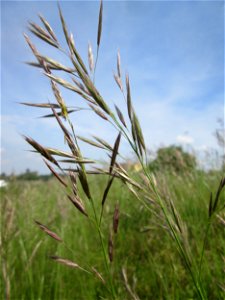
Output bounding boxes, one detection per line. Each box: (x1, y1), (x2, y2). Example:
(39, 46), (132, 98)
(176, 134), (194, 145)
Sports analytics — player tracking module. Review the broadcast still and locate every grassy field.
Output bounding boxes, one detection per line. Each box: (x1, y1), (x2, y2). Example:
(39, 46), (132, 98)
(1, 169), (224, 300)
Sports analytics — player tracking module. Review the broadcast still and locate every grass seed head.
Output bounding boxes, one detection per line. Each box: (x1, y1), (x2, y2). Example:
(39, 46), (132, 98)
(34, 220), (62, 242)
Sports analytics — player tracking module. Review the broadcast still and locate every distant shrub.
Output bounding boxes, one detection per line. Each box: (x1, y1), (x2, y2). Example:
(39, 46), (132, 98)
(149, 145), (197, 173)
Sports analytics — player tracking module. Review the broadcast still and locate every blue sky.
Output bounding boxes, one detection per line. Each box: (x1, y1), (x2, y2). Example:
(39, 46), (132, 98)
(1, 0), (224, 174)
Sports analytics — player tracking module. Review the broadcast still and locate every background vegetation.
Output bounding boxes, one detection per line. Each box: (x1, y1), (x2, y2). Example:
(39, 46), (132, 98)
(1, 160), (224, 299)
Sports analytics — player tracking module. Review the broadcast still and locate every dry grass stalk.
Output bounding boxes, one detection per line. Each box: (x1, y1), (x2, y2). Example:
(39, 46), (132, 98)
(2, 260), (10, 300)
(121, 267), (140, 300)
(25, 240), (43, 271)
(216, 214), (225, 227)
(34, 220), (62, 242)
(92, 267), (106, 284)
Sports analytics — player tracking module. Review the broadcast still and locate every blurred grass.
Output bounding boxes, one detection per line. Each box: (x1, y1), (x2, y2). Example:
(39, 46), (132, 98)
(1, 170), (224, 300)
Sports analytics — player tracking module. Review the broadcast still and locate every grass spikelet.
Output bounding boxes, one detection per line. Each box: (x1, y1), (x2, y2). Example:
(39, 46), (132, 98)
(126, 74), (133, 120)
(115, 105), (126, 127)
(29, 27), (58, 48)
(24, 34), (39, 59)
(114, 74), (123, 92)
(122, 268), (140, 300)
(37, 55), (75, 73)
(24, 136), (59, 167)
(168, 197), (182, 233)
(77, 136), (104, 149)
(117, 50), (121, 78)
(109, 132), (121, 174)
(69, 34), (89, 75)
(208, 192), (213, 217)
(212, 177), (225, 213)
(59, 158), (95, 164)
(44, 159), (67, 187)
(91, 267), (106, 284)
(50, 256), (79, 268)
(50, 81), (68, 118)
(39, 14), (58, 42)
(47, 73), (84, 95)
(133, 112), (146, 153)
(69, 170), (77, 192)
(88, 43), (94, 72)
(101, 175), (115, 206)
(50, 107), (72, 142)
(20, 102), (61, 109)
(89, 104), (108, 120)
(78, 168), (91, 200)
(72, 77), (91, 96)
(97, 0), (103, 47)
(58, 3), (70, 46)
(29, 22), (52, 40)
(113, 203), (119, 234)
(67, 195), (88, 217)
(108, 230), (113, 262)
(44, 148), (74, 158)
(40, 109), (76, 119)
(25, 61), (62, 70)
(92, 136), (113, 151)
(34, 220), (62, 242)
(216, 214), (225, 227)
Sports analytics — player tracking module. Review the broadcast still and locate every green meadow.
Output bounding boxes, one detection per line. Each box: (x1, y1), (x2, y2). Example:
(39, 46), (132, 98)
(1, 169), (224, 300)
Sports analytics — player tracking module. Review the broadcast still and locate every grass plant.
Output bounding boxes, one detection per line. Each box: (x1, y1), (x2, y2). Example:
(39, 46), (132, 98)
(1, 1), (224, 299)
